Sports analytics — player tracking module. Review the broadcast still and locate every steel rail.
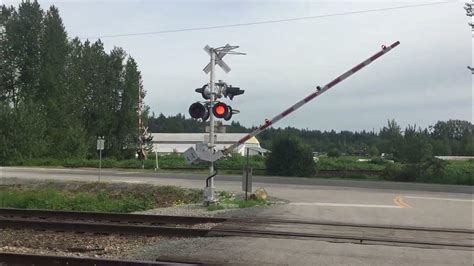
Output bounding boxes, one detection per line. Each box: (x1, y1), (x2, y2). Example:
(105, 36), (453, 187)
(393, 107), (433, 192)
(0, 217), (210, 237)
(209, 228), (473, 250)
(1, 208), (472, 234)
(0, 215), (471, 250)
(0, 208), (226, 225)
(0, 252), (199, 265)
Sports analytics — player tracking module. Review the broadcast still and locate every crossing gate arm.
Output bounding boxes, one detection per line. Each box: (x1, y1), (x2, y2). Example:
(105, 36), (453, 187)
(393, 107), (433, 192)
(223, 41), (401, 155)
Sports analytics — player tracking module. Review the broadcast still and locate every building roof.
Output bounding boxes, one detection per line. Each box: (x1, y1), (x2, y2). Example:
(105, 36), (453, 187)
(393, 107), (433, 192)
(149, 133), (261, 153)
(150, 133), (257, 144)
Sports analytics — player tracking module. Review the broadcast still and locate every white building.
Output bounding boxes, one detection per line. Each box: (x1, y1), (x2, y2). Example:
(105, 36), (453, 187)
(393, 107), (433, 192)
(150, 133), (268, 156)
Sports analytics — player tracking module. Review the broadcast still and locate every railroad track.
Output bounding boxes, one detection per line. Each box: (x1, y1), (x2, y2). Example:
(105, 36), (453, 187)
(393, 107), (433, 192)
(0, 208), (472, 251)
(0, 252), (202, 265)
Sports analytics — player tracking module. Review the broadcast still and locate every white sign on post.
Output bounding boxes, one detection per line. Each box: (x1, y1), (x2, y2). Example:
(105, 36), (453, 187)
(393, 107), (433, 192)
(96, 137), (105, 182)
(97, 139), (105, 151)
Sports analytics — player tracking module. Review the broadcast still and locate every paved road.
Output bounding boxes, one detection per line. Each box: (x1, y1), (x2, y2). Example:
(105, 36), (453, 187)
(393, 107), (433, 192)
(1, 166), (473, 265)
(1, 166), (471, 193)
(1, 166), (472, 229)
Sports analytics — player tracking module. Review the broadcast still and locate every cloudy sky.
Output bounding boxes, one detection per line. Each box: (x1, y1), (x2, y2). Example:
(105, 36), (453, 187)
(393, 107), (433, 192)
(6, 0), (473, 131)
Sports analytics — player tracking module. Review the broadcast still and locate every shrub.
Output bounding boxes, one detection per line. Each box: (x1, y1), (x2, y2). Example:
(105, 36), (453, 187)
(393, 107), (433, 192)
(265, 134), (316, 177)
(327, 149), (340, 158)
(382, 163), (405, 181)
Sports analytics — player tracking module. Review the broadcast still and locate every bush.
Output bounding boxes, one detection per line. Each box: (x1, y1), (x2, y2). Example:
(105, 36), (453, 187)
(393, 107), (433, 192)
(383, 163), (406, 181)
(327, 149), (340, 158)
(265, 134), (316, 177)
(369, 157), (386, 165)
(316, 156), (386, 171)
(382, 159), (473, 185)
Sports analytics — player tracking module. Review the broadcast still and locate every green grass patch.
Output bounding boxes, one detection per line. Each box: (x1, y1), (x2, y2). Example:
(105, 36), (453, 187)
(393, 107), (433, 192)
(5, 155), (473, 185)
(207, 191), (269, 211)
(0, 181), (202, 213)
(5, 154), (266, 171)
(316, 156), (388, 171)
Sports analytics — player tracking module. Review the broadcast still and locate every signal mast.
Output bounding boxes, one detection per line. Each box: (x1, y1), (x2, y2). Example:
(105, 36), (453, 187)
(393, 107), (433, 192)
(185, 41), (401, 204)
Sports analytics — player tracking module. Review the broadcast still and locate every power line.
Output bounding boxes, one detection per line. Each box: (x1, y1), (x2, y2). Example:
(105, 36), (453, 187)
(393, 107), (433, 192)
(81, 1), (452, 39)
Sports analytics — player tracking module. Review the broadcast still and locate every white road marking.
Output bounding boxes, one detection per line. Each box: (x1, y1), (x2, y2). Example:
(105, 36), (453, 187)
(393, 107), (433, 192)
(114, 172), (140, 175)
(405, 196), (474, 202)
(289, 202), (401, 208)
(110, 179), (145, 184)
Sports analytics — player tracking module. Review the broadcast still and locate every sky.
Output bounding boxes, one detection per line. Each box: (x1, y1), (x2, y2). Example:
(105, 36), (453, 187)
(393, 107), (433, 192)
(5, 0), (473, 132)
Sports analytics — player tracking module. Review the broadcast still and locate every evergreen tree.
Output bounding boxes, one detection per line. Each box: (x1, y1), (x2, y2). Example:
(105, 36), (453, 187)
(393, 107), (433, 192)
(10, 1), (43, 102)
(39, 6), (86, 157)
(116, 56), (141, 158)
(0, 5), (18, 106)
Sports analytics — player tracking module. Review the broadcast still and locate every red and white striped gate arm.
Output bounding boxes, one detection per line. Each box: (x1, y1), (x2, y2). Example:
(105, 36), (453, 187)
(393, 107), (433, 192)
(223, 41), (400, 155)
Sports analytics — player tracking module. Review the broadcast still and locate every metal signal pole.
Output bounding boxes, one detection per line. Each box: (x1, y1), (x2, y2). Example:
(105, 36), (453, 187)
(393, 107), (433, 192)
(208, 49), (216, 202)
(200, 44), (245, 204)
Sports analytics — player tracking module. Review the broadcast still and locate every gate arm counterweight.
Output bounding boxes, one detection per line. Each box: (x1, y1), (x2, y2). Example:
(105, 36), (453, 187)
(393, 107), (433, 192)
(223, 41), (400, 155)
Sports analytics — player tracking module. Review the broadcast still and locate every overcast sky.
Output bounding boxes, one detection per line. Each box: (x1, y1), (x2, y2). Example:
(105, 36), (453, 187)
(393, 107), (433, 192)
(6, 0), (473, 131)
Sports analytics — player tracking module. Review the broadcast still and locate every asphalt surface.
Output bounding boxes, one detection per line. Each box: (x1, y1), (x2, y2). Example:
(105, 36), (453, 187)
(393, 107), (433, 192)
(1, 166), (473, 265)
(1, 166), (471, 193)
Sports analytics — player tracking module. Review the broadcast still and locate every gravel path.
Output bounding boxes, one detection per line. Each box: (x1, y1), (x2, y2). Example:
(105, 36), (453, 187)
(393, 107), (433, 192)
(0, 228), (172, 258)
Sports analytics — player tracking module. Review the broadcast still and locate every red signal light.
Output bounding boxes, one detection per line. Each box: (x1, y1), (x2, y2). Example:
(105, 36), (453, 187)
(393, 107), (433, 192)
(212, 102), (231, 120)
(215, 105), (226, 116)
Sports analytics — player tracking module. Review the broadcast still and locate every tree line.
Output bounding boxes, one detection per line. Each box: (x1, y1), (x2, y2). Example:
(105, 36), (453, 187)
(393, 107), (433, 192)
(149, 113), (473, 159)
(0, 1), (146, 164)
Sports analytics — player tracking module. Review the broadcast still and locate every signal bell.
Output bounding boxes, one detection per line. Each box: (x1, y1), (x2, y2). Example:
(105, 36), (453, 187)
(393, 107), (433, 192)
(213, 102), (232, 121)
(189, 102), (209, 121)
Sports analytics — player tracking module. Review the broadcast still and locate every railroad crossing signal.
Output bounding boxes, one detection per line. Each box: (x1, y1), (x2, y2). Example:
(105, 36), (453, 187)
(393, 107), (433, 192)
(187, 44), (246, 204)
(189, 101), (210, 121)
(195, 84), (211, 100)
(212, 102), (232, 120)
(203, 44), (232, 74)
(195, 82), (245, 100)
(190, 81), (244, 121)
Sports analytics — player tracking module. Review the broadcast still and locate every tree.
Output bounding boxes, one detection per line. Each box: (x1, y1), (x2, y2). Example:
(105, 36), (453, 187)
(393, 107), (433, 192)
(115, 56), (141, 158)
(0, 1), (153, 162)
(0, 5), (19, 107)
(9, 1), (43, 103)
(368, 145), (379, 157)
(327, 148), (340, 158)
(265, 134), (316, 177)
(38, 6), (86, 157)
(396, 125), (432, 164)
(379, 119), (402, 154)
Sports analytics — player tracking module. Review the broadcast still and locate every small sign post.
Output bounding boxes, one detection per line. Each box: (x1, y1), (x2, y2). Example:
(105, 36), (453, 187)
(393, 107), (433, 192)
(242, 147), (253, 201)
(154, 143), (159, 171)
(97, 136), (105, 182)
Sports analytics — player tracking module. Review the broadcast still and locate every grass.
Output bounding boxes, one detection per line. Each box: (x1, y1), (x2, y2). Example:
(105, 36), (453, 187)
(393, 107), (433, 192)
(0, 181), (202, 213)
(4, 155), (473, 185)
(5, 154), (266, 171)
(207, 191), (269, 211)
(316, 156), (388, 171)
